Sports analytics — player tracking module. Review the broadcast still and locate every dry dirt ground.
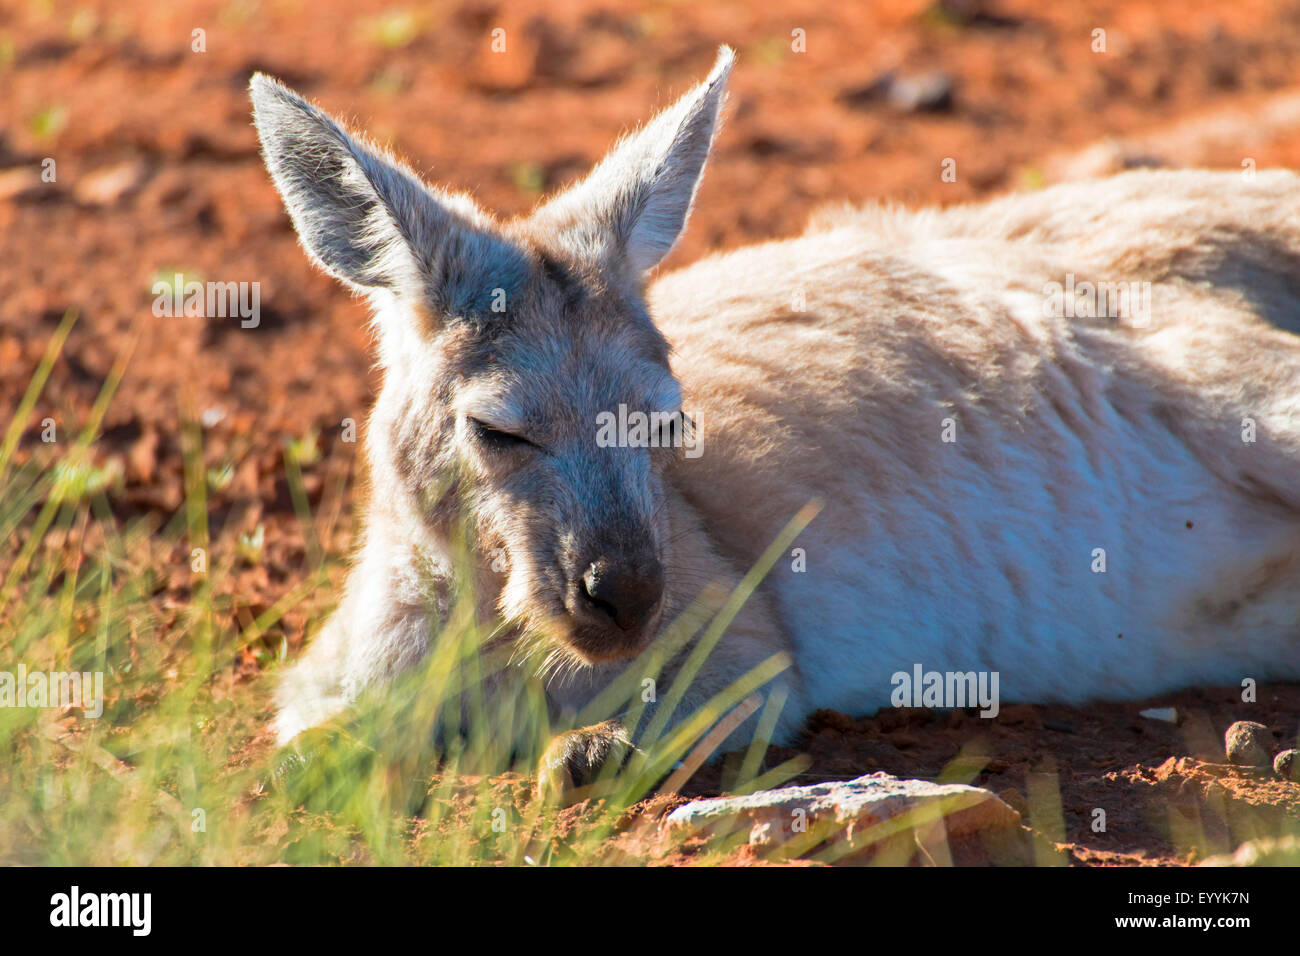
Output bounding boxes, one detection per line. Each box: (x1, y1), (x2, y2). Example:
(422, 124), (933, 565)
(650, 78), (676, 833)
(4, 0), (1300, 865)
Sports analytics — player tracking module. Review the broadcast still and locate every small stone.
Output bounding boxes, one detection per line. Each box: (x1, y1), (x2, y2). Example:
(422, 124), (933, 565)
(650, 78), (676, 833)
(1139, 707), (1178, 724)
(839, 71), (955, 115)
(0, 166), (44, 201)
(1274, 749), (1299, 781)
(886, 72), (955, 113)
(73, 160), (149, 206)
(1224, 720), (1272, 767)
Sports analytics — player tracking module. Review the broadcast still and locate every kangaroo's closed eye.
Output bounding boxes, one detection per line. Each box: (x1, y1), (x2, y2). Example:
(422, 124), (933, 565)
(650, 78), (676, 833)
(467, 417), (537, 451)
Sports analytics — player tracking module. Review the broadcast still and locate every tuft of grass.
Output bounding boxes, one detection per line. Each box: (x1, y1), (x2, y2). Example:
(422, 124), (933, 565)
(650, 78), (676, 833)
(236, 524), (265, 566)
(507, 161), (547, 197)
(751, 37), (787, 67)
(368, 65), (409, 97)
(28, 105), (67, 140)
(67, 8), (98, 42)
(919, 1), (970, 33)
(0, 315), (812, 865)
(363, 10), (425, 50)
(1018, 165), (1048, 191)
(219, 0), (260, 27)
(285, 427), (320, 467)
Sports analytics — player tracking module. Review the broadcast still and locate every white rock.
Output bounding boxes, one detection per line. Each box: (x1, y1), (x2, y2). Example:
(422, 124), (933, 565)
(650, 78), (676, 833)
(0, 167), (44, 201)
(1139, 707), (1178, 723)
(73, 160), (149, 206)
(664, 772), (1020, 854)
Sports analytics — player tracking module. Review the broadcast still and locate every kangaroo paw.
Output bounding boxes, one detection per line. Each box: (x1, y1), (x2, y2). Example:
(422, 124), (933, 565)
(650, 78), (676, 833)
(534, 719), (634, 806)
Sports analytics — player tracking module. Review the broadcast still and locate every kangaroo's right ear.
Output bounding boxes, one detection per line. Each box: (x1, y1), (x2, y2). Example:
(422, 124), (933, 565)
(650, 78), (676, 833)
(250, 75), (528, 316)
(527, 47), (733, 276)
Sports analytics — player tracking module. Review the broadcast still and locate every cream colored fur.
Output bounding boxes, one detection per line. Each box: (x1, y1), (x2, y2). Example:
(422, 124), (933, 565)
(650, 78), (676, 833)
(652, 167), (1300, 722)
(253, 56), (1300, 757)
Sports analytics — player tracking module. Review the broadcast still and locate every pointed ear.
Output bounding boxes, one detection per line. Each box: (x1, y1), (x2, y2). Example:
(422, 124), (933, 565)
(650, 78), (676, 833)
(530, 47), (734, 273)
(250, 75), (529, 316)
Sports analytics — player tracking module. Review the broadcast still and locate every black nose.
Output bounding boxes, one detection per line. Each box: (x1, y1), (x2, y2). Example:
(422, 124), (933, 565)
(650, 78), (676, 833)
(579, 556), (664, 631)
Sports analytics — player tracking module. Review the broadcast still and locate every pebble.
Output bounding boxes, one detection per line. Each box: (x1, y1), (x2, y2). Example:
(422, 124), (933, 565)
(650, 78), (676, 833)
(1274, 749), (1299, 781)
(0, 166), (44, 201)
(73, 160), (149, 206)
(840, 71), (956, 114)
(1224, 720), (1272, 767)
(886, 72), (955, 113)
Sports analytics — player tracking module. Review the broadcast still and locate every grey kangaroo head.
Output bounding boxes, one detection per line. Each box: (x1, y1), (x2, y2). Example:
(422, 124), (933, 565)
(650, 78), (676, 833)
(250, 48), (732, 665)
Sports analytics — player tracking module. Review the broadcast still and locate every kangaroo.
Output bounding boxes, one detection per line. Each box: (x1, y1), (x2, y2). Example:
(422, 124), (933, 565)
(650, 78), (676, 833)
(250, 48), (1300, 800)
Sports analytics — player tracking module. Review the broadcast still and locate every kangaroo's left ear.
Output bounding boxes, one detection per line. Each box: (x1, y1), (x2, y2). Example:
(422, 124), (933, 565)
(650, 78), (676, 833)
(529, 47), (734, 274)
(250, 74), (529, 319)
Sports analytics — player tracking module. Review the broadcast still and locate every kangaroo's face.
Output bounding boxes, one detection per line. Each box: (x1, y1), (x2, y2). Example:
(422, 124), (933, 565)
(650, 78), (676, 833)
(432, 255), (682, 662)
(251, 50), (732, 666)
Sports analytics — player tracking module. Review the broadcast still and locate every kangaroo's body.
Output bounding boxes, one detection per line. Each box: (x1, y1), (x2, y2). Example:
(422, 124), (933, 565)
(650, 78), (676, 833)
(251, 51), (1300, 796)
(649, 170), (1300, 721)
